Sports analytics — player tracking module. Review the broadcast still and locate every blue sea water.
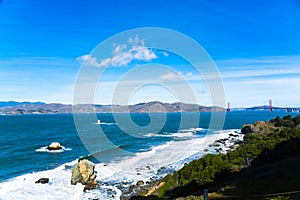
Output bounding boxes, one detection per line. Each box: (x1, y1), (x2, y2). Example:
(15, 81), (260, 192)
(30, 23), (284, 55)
(0, 111), (297, 199)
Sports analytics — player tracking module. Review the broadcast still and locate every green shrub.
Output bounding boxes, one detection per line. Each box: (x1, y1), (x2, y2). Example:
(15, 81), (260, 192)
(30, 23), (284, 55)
(160, 115), (300, 198)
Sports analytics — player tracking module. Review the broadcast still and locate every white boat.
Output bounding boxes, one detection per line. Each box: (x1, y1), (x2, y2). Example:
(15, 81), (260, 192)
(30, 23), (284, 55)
(97, 120), (101, 124)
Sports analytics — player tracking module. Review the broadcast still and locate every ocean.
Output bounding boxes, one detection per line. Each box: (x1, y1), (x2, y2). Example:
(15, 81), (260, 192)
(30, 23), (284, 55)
(0, 111), (297, 199)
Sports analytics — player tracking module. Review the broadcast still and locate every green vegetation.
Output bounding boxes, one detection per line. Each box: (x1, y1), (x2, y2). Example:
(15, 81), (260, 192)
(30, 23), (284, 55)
(156, 115), (300, 199)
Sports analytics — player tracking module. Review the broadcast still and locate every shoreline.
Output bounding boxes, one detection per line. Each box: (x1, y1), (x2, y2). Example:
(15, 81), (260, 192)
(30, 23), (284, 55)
(120, 129), (245, 200)
(0, 129), (244, 200)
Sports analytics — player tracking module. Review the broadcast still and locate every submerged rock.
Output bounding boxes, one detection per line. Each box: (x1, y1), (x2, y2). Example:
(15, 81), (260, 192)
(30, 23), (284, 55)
(35, 178), (49, 184)
(71, 159), (98, 190)
(47, 142), (62, 150)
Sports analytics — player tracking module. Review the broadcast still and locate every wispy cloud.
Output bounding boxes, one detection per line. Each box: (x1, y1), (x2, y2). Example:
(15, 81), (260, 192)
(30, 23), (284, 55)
(0, 57), (78, 103)
(77, 36), (158, 67)
(217, 55), (300, 79)
(160, 72), (193, 81)
(215, 55), (300, 107)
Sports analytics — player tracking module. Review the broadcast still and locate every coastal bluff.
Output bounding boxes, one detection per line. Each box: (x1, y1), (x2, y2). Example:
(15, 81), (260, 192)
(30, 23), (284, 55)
(126, 115), (300, 199)
(241, 121), (277, 134)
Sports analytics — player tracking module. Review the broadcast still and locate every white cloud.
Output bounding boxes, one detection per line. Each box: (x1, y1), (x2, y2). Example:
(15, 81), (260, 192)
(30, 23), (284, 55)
(160, 72), (184, 81)
(77, 36), (158, 67)
(113, 44), (127, 56)
(76, 55), (111, 67)
(128, 35), (145, 46)
(160, 72), (194, 81)
(217, 55), (300, 79)
(186, 72), (193, 77)
(162, 52), (169, 56)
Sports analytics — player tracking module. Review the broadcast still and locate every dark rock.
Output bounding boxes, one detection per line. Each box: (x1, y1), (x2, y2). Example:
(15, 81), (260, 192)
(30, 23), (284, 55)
(83, 182), (97, 191)
(136, 180), (144, 186)
(241, 124), (253, 134)
(213, 142), (221, 147)
(129, 185), (136, 193)
(35, 178), (49, 184)
(234, 140), (243, 145)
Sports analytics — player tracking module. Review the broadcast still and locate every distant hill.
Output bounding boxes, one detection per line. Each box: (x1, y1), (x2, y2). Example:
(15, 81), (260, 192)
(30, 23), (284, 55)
(246, 105), (285, 110)
(0, 101), (225, 114)
(0, 101), (45, 108)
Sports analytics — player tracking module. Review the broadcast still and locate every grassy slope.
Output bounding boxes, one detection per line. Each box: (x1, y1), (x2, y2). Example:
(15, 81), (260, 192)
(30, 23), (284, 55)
(215, 154), (300, 199)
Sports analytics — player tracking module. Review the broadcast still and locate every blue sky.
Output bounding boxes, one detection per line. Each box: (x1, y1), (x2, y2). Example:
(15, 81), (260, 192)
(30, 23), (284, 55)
(0, 0), (300, 107)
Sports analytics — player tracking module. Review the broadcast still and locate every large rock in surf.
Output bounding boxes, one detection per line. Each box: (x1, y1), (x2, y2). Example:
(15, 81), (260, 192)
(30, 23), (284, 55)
(71, 159), (98, 191)
(47, 142), (62, 150)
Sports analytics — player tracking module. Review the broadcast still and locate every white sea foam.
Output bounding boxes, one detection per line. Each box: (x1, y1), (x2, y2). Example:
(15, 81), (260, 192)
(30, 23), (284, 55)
(171, 131), (194, 138)
(0, 128), (243, 200)
(0, 160), (120, 200)
(144, 131), (194, 138)
(98, 129), (238, 184)
(179, 127), (205, 132)
(144, 127), (205, 139)
(92, 122), (117, 125)
(35, 146), (72, 153)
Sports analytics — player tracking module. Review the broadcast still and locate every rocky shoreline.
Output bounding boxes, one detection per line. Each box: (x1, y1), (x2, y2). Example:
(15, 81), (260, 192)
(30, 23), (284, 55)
(120, 130), (245, 200)
(31, 131), (245, 200)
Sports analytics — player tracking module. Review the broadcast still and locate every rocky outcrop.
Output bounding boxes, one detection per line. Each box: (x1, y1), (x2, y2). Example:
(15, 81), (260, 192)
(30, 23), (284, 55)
(241, 121), (277, 135)
(71, 159), (98, 191)
(35, 178), (49, 184)
(120, 180), (162, 200)
(241, 124), (254, 134)
(47, 142), (62, 150)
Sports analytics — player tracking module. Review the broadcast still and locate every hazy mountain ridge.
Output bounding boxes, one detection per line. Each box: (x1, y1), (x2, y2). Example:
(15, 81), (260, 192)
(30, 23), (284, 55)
(0, 101), (45, 108)
(0, 101), (225, 114)
(246, 105), (286, 110)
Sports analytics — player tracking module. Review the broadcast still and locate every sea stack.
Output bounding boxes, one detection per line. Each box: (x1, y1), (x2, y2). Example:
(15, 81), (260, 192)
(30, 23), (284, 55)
(71, 159), (98, 191)
(46, 142), (62, 150)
